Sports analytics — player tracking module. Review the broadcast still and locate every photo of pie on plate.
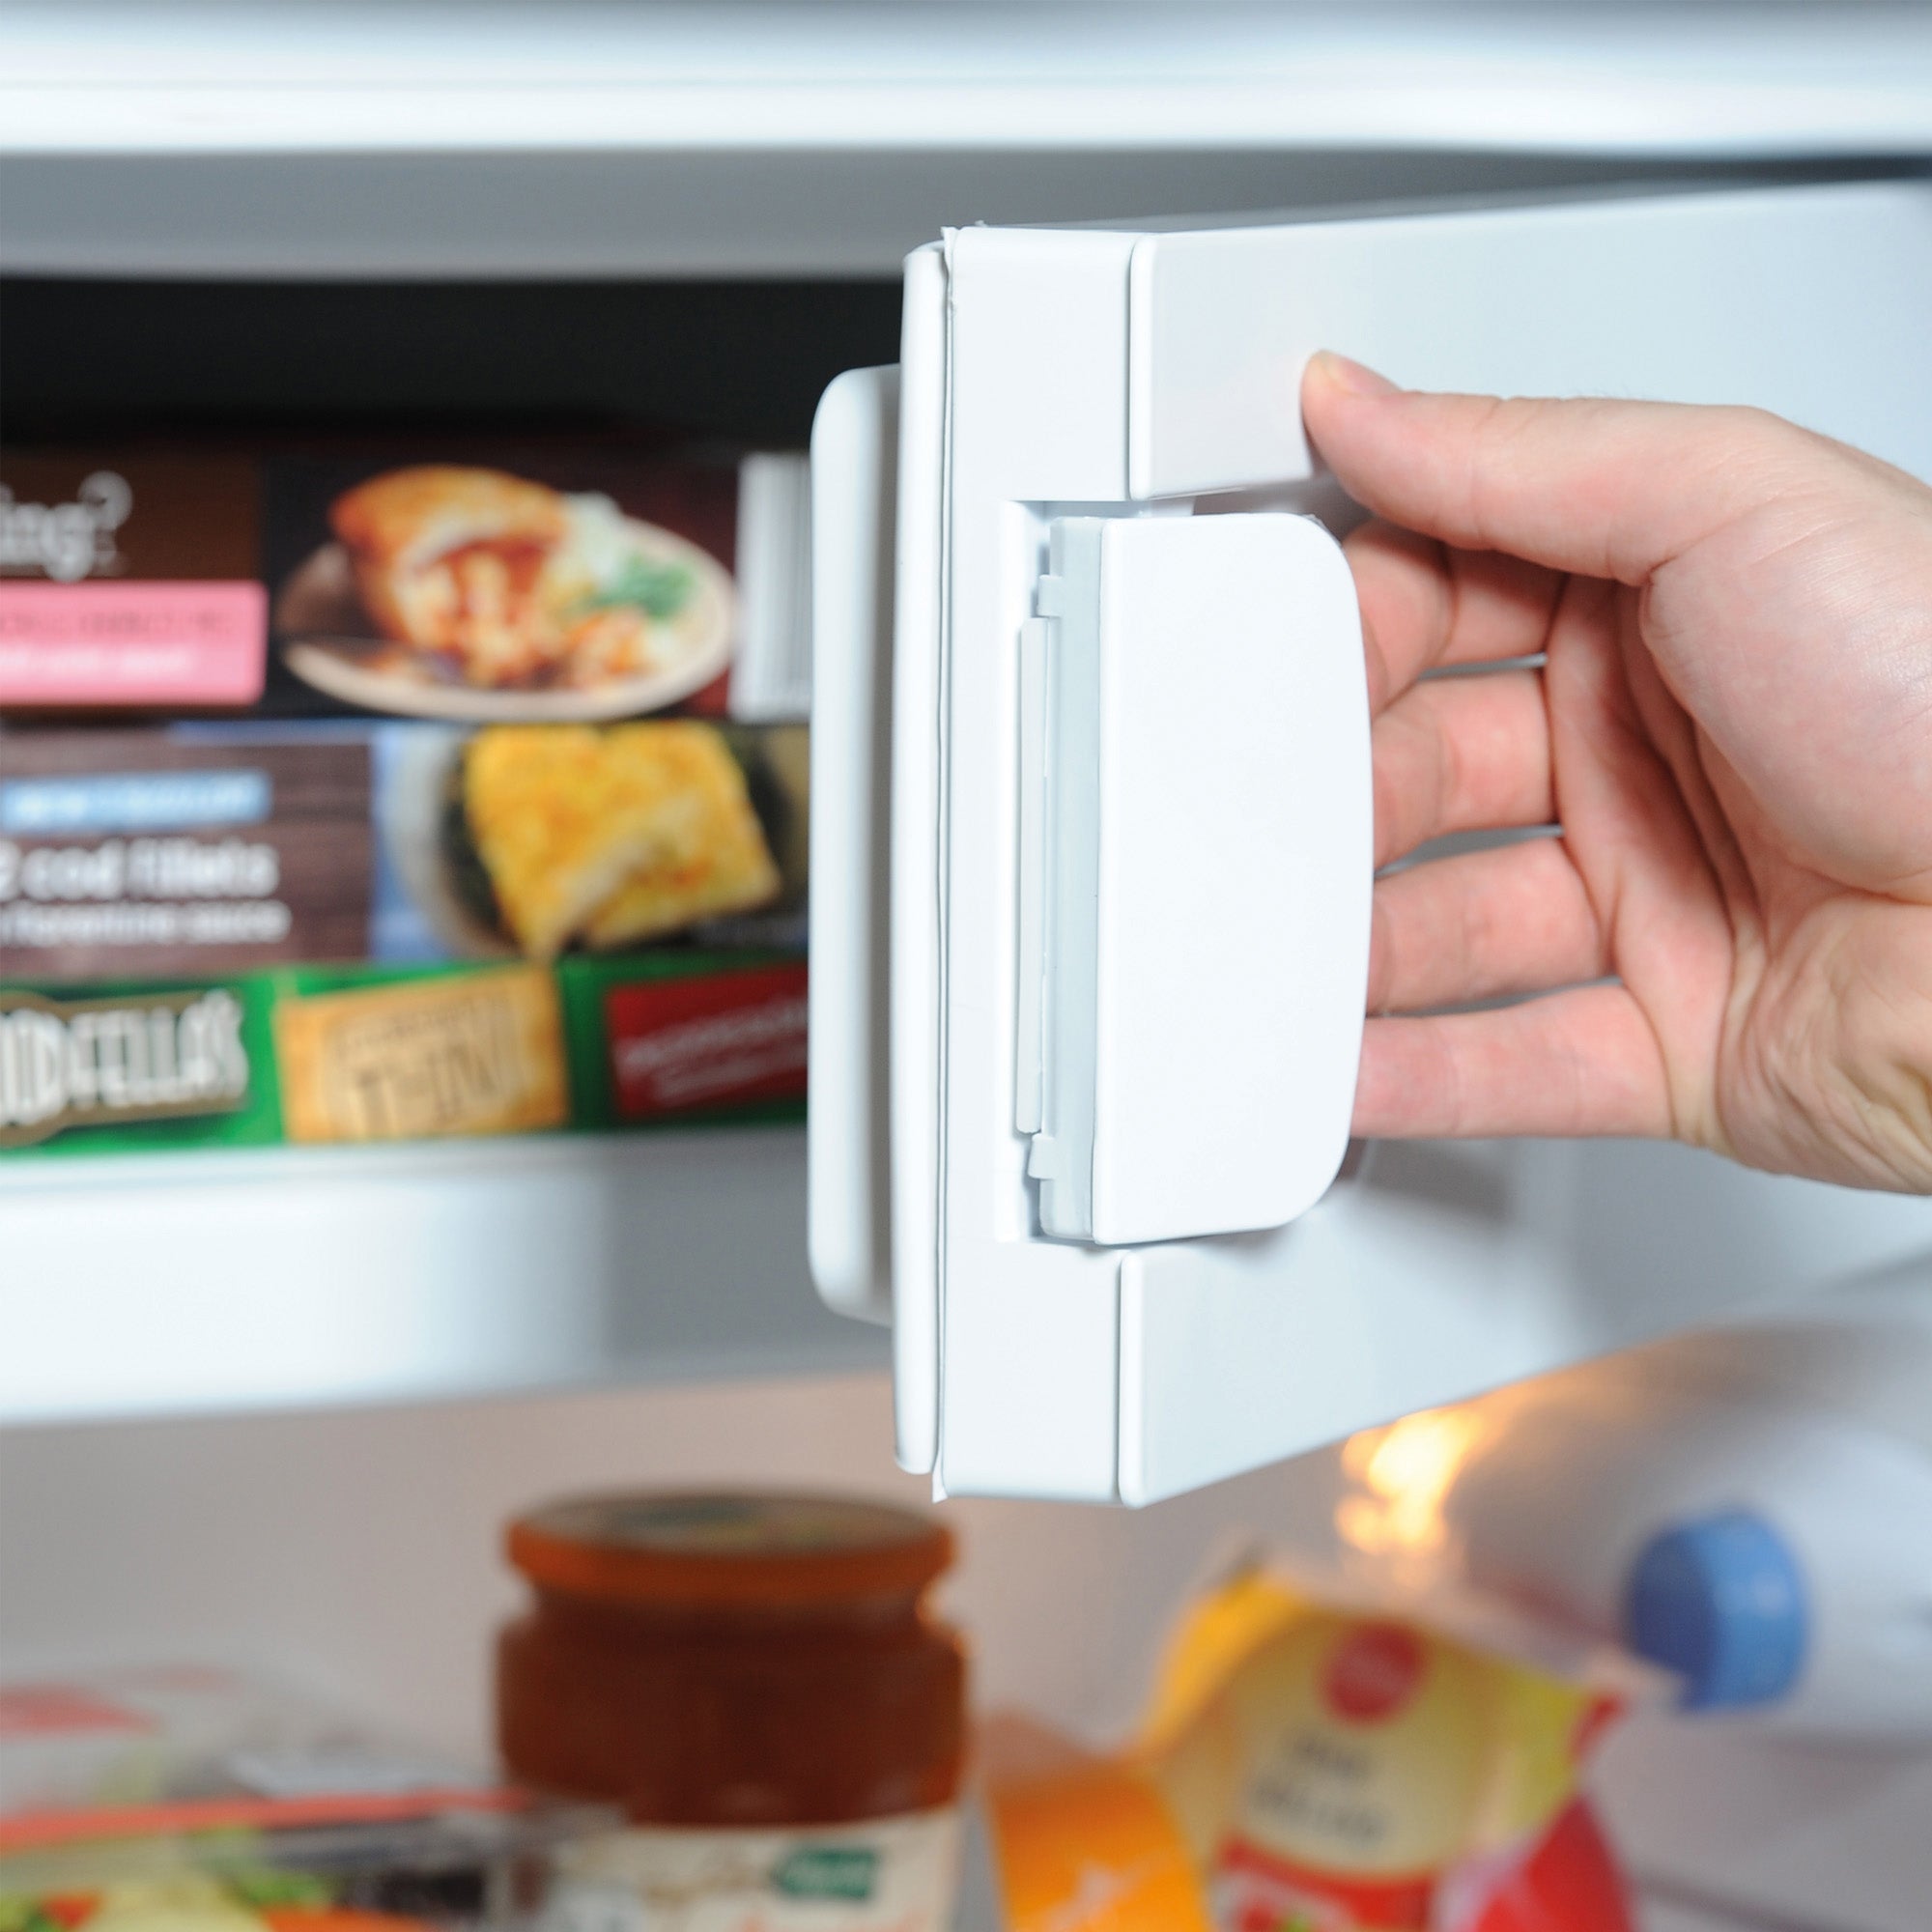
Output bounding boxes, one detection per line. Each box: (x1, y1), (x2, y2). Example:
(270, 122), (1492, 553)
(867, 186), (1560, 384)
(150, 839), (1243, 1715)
(274, 466), (736, 721)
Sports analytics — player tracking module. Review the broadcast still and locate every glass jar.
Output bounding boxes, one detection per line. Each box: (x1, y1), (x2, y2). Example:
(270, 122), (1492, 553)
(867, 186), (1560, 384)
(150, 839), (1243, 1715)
(497, 1492), (966, 1931)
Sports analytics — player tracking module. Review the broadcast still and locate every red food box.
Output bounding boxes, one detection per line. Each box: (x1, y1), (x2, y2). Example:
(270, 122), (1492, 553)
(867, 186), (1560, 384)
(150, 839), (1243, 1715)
(605, 960), (808, 1119)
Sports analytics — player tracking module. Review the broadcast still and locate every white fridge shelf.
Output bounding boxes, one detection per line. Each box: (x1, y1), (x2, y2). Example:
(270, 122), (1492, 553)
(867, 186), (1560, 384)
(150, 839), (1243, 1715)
(4, 3), (1930, 278)
(0, 1129), (885, 1426)
(10, 2), (1932, 157)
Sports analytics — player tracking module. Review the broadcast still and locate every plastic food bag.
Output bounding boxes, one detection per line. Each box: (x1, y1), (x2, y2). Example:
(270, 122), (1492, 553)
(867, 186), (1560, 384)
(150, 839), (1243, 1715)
(981, 1567), (1632, 1932)
(0, 1668), (609, 1932)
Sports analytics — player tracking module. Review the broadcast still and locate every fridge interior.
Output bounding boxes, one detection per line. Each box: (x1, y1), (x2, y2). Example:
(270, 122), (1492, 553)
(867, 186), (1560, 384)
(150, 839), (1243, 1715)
(8, 1373), (1932, 1932)
(8, 10), (1932, 1930)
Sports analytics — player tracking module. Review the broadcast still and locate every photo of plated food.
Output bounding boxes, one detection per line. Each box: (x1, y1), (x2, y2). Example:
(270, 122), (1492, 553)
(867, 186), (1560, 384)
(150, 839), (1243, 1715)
(273, 465), (737, 721)
(376, 720), (802, 965)
(461, 721), (781, 958)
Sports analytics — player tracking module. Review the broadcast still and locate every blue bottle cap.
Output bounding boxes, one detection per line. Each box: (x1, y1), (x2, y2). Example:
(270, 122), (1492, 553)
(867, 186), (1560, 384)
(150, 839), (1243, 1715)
(1624, 1509), (1808, 1712)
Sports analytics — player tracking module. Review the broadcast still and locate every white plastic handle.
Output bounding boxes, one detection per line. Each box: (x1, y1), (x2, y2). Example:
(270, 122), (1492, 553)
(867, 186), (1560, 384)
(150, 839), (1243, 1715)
(1023, 511), (1372, 1247)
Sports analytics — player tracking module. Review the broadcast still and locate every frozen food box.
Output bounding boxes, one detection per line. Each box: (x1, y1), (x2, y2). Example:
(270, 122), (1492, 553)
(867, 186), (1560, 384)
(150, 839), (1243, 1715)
(0, 950), (808, 1158)
(0, 443), (810, 724)
(0, 723), (809, 980)
(0, 720), (810, 1157)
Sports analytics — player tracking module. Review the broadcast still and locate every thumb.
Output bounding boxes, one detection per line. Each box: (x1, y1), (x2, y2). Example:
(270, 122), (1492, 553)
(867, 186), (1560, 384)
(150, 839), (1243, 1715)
(1300, 352), (1802, 585)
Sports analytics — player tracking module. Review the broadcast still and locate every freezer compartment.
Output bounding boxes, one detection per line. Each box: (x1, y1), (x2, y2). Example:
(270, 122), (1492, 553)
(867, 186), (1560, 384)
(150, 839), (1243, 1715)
(0, 276), (901, 1419)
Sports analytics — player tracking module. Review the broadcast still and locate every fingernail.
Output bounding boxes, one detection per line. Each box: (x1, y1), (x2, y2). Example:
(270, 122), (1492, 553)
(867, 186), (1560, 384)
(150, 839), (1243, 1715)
(1309, 351), (1400, 398)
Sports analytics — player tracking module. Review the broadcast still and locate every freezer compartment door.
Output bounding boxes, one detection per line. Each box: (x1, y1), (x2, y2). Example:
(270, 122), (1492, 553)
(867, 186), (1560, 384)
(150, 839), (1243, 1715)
(809, 180), (1932, 1503)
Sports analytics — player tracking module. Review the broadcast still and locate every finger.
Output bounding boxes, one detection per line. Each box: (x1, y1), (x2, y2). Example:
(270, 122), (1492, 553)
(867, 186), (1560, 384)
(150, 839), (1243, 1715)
(1349, 519), (1565, 714)
(1352, 985), (1671, 1140)
(1303, 353), (1799, 587)
(1369, 836), (1606, 1013)
(1374, 668), (1553, 867)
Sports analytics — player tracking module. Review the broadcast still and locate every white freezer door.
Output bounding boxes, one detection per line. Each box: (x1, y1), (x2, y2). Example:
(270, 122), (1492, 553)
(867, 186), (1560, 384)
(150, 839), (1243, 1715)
(810, 179), (1932, 1505)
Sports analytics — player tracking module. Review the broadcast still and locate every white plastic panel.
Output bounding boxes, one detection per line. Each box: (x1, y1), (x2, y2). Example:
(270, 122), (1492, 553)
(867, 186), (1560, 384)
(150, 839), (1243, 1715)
(0, 1130), (883, 1424)
(884, 242), (951, 1475)
(10, 3), (1932, 165)
(807, 367), (898, 1322)
(1027, 513), (1370, 1246)
(1119, 1142), (1932, 1506)
(27, 5), (1932, 283)
(1127, 183), (1932, 498)
(730, 452), (813, 724)
(933, 226), (1142, 1500)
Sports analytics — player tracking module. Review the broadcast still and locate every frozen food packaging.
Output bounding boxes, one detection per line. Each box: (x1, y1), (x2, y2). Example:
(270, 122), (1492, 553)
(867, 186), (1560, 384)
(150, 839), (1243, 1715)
(0, 950), (808, 1159)
(0, 442), (808, 726)
(0, 723), (807, 982)
(0, 716), (808, 1158)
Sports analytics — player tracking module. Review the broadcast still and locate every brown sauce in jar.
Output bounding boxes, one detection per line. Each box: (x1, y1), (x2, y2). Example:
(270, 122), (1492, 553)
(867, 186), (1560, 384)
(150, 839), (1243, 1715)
(497, 1492), (966, 1828)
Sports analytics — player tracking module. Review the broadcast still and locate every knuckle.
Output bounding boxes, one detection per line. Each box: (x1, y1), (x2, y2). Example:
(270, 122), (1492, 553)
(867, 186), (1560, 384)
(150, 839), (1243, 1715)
(1703, 406), (1831, 499)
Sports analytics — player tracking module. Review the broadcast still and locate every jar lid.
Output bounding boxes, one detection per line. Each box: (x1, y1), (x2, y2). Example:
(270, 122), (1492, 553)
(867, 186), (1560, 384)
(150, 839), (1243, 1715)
(505, 1492), (954, 1606)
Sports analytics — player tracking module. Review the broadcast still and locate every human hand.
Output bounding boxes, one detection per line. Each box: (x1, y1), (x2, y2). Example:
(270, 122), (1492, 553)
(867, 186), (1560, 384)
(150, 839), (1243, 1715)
(1301, 354), (1932, 1192)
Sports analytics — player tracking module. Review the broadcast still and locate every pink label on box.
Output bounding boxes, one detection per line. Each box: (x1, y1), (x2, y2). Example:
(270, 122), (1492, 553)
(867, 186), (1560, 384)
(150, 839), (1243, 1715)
(0, 582), (269, 706)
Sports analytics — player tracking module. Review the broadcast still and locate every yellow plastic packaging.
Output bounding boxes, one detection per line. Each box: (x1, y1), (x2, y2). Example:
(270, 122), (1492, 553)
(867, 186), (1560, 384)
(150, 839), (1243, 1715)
(982, 1566), (1632, 1932)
